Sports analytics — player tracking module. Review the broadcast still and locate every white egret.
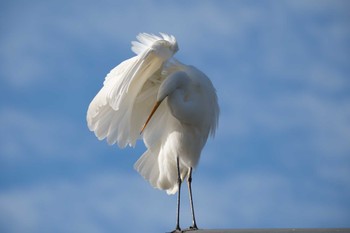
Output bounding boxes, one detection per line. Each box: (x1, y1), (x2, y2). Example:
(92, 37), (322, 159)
(87, 33), (219, 232)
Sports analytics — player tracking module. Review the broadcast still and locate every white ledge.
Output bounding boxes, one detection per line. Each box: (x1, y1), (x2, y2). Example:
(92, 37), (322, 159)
(171, 229), (350, 233)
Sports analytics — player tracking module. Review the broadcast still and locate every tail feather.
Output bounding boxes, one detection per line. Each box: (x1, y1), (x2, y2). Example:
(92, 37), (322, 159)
(134, 149), (160, 188)
(134, 146), (180, 195)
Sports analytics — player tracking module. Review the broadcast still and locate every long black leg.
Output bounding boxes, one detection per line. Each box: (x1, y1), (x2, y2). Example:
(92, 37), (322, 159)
(174, 157), (182, 232)
(187, 167), (198, 230)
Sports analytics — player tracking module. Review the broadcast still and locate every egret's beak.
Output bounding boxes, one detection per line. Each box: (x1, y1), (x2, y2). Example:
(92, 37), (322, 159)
(140, 100), (162, 134)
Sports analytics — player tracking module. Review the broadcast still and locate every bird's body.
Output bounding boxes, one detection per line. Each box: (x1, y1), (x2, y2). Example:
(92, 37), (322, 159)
(87, 33), (219, 230)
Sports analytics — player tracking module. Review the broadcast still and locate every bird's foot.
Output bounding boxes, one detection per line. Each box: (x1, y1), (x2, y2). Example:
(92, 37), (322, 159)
(182, 225), (198, 232)
(169, 226), (182, 233)
(169, 225), (198, 233)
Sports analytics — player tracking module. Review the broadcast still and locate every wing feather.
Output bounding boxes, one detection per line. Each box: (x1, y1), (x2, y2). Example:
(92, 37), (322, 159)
(87, 33), (178, 148)
(87, 50), (166, 147)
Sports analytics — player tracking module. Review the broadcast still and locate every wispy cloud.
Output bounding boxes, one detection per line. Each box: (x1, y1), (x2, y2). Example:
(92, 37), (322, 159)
(0, 171), (175, 233)
(0, 108), (89, 162)
(1, 0), (350, 231)
(2, 168), (348, 233)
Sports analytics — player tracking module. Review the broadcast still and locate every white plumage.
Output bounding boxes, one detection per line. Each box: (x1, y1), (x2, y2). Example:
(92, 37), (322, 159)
(87, 33), (219, 230)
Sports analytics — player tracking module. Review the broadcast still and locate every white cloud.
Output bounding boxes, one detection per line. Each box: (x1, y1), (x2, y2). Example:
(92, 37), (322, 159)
(2, 169), (348, 233)
(178, 169), (350, 229)
(0, 108), (93, 164)
(2, 0), (349, 90)
(0, 0), (270, 89)
(1, 1), (350, 231)
(0, 171), (175, 233)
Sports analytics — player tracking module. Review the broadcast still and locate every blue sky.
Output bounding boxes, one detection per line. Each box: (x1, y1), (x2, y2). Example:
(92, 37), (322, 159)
(1, 0), (350, 232)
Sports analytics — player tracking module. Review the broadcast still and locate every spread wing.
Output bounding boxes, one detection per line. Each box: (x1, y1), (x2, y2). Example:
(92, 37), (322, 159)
(87, 33), (177, 148)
